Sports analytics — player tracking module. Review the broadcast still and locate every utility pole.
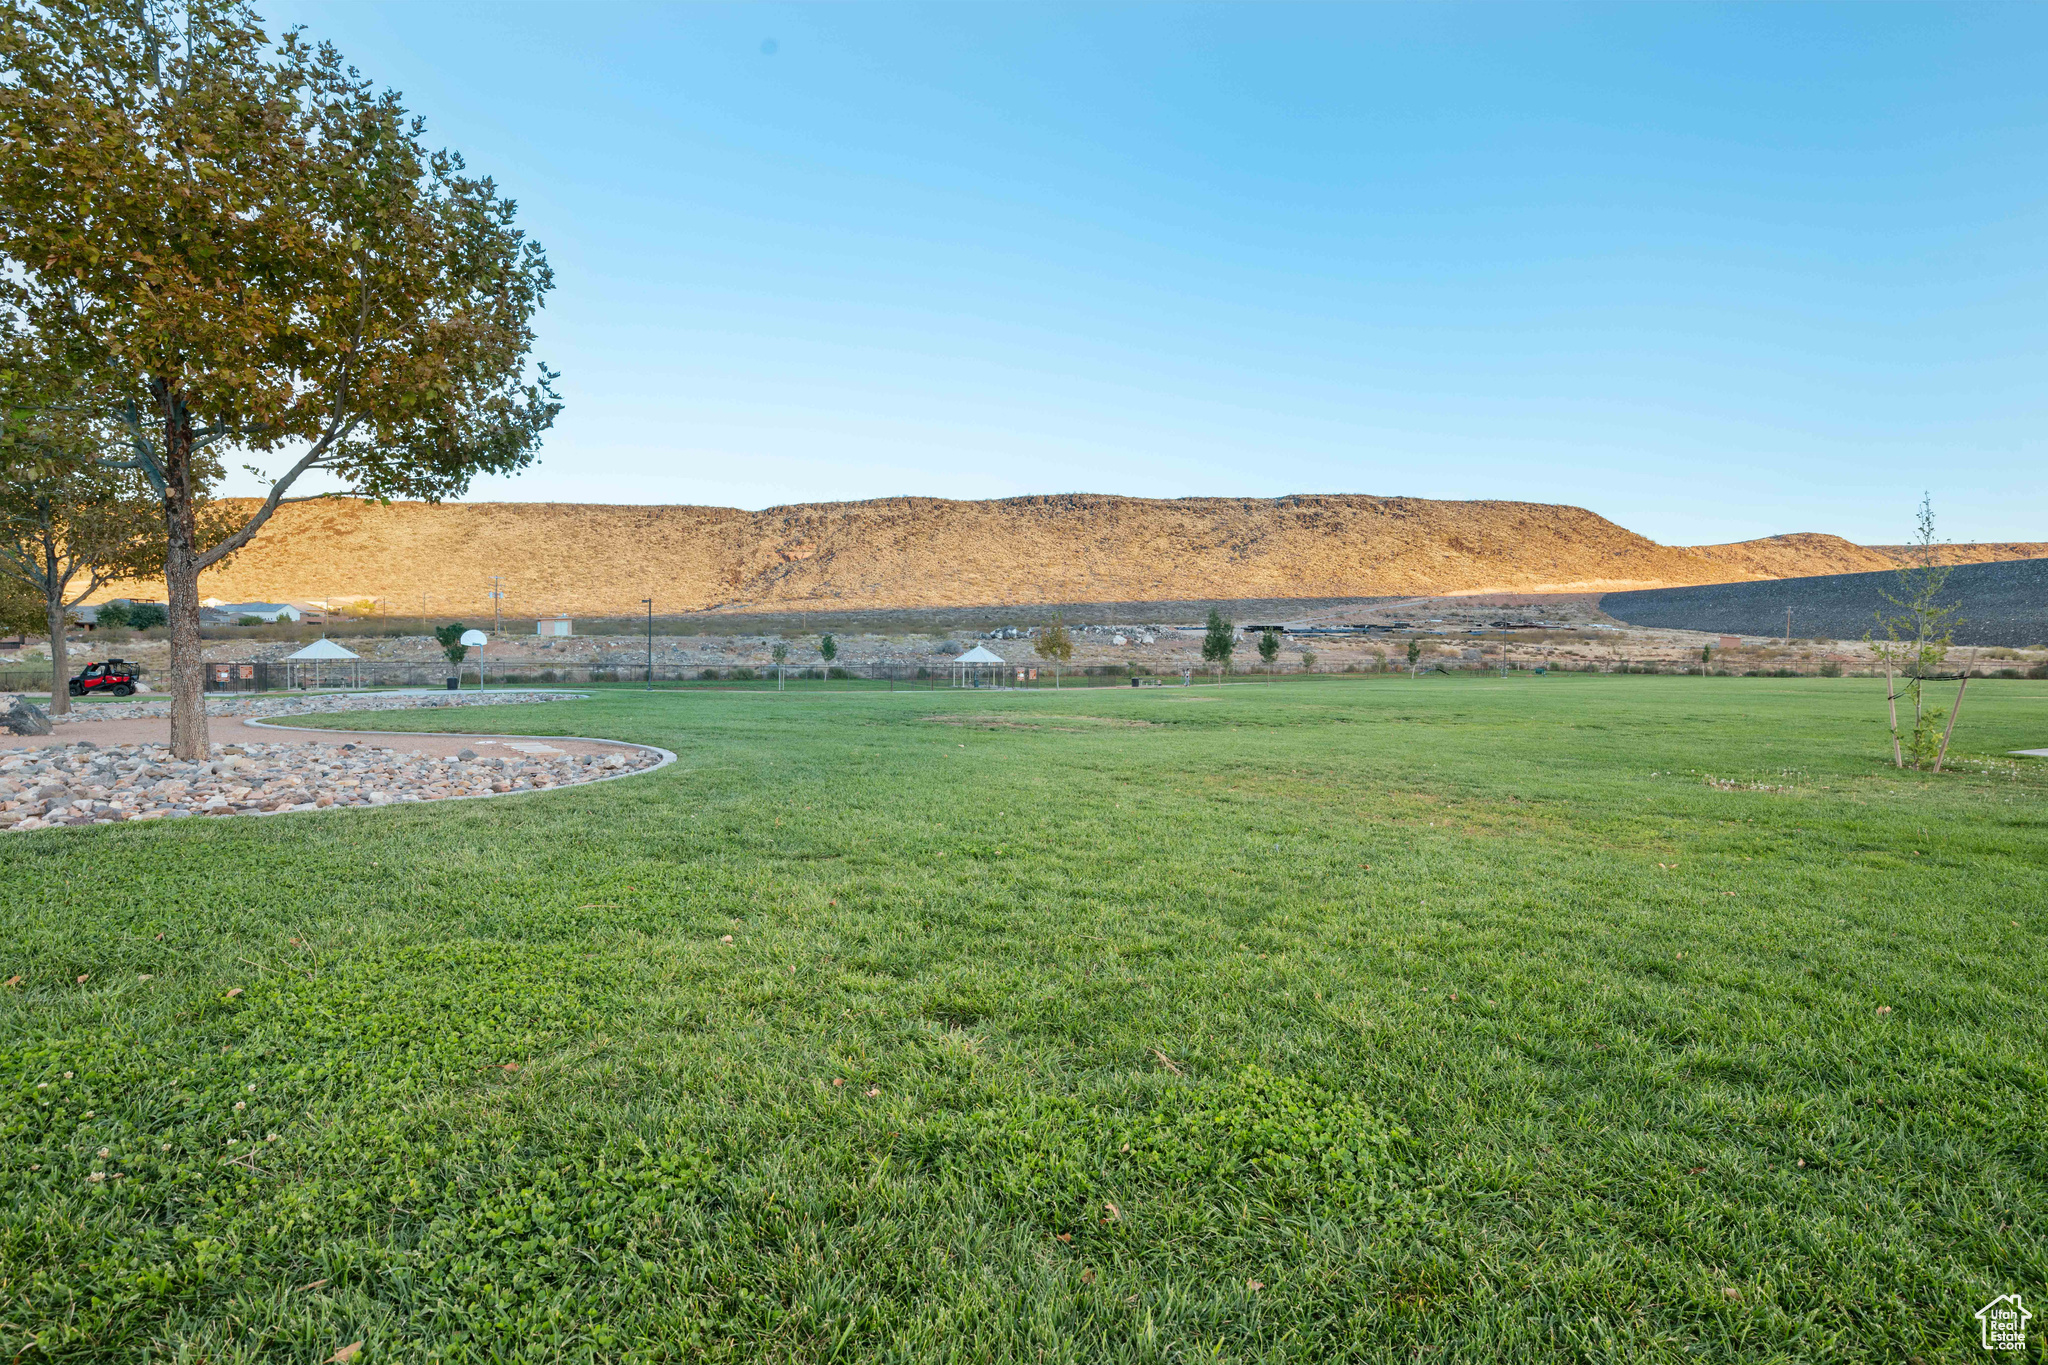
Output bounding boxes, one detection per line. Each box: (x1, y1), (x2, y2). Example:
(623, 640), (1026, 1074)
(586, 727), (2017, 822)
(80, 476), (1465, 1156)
(643, 598), (653, 690)
(1784, 606), (1792, 643)
(487, 575), (505, 637)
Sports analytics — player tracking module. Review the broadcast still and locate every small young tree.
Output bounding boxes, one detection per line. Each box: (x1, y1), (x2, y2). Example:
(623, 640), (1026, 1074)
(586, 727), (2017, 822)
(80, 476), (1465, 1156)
(127, 602), (167, 630)
(1869, 495), (1958, 768)
(1258, 627), (1280, 675)
(1406, 636), (1423, 677)
(0, 459), (168, 712)
(771, 642), (789, 690)
(1701, 644), (1711, 677)
(434, 623), (469, 683)
(1034, 615), (1073, 688)
(819, 633), (837, 680)
(1202, 609), (1235, 680)
(0, 1), (560, 756)
(1300, 649), (1318, 673)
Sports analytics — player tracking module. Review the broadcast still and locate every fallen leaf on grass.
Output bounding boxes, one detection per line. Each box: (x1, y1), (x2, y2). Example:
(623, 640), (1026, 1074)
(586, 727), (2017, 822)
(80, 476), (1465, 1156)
(1150, 1048), (1183, 1075)
(1056, 1233), (1071, 1243)
(1721, 1287), (1741, 1301)
(1248, 1280), (1265, 1291)
(720, 935), (733, 944)
(75, 974), (89, 984)
(327, 1343), (363, 1363)
(225, 987), (243, 999)
(3, 976), (19, 988)
(296, 1278), (328, 1293)
(1081, 1267), (1095, 1284)
(1875, 1005), (1892, 1015)
(866, 1087), (880, 1098)
(1688, 1167), (1707, 1176)
(1102, 1200), (1122, 1222)
(832, 1078), (845, 1087)
(501, 1062), (519, 1072)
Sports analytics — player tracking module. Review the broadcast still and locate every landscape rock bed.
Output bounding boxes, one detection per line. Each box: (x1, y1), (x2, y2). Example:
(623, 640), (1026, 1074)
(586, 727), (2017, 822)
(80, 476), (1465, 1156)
(52, 689), (580, 725)
(0, 734), (660, 832)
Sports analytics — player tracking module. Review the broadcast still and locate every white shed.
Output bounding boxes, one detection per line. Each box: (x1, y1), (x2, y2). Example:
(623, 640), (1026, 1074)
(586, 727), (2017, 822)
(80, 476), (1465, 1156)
(537, 615), (573, 637)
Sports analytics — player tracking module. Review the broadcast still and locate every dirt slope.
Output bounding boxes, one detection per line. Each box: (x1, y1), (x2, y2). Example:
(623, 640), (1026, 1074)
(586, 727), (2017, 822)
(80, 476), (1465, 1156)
(90, 494), (2043, 617)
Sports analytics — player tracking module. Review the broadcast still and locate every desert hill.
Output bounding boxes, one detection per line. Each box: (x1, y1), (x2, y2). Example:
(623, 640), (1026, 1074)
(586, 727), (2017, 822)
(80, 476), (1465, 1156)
(92, 493), (2045, 618)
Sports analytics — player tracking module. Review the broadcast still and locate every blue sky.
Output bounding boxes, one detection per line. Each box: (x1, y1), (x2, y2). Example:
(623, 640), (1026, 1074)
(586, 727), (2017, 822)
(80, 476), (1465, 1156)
(253, 2), (2046, 546)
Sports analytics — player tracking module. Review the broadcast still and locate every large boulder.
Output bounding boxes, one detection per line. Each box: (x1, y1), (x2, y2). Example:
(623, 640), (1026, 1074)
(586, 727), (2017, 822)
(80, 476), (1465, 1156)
(1, 696), (52, 737)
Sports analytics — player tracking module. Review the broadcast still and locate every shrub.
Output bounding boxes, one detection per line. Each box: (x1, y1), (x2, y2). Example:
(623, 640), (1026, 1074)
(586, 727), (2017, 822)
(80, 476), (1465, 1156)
(1818, 661), (1842, 677)
(699, 668), (719, 680)
(731, 666), (757, 681)
(915, 667), (932, 679)
(827, 666), (852, 680)
(237, 615), (265, 626)
(1996, 668), (2021, 679)
(2029, 663), (2048, 680)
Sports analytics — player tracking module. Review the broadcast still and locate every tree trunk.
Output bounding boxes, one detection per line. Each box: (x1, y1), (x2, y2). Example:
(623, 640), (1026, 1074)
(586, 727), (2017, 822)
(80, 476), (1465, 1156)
(158, 391), (209, 759)
(1883, 657), (1903, 768)
(45, 592), (70, 715)
(1932, 674), (1968, 774)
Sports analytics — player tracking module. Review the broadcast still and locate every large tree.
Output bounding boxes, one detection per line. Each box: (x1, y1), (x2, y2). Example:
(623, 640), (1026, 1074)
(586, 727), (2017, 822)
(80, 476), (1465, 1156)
(0, 0), (560, 756)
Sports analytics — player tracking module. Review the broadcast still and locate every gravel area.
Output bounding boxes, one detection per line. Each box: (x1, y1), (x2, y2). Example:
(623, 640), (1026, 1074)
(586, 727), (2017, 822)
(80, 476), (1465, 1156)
(2, 691), (664, 832)
(50, 689), (585, 724)
(0, 734), (664, 832)
(1602, 558), (2048, 647)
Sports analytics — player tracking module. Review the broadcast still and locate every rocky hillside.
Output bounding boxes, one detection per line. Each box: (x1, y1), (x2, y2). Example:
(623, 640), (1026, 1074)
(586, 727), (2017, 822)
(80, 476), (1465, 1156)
(92, 494), (2044, 617)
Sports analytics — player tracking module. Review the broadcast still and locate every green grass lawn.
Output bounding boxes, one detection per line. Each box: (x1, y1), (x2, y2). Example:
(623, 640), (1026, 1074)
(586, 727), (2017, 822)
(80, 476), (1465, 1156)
(4, 676), (2044, 1362)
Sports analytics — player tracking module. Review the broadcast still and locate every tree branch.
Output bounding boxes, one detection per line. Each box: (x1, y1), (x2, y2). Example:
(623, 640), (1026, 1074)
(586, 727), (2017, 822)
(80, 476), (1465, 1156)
(194, 417), (361, 570)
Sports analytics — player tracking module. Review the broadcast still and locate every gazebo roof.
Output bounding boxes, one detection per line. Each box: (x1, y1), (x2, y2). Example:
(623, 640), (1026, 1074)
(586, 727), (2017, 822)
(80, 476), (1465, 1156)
(283, 637), (360, 661)
(953, 645), (1006, 664)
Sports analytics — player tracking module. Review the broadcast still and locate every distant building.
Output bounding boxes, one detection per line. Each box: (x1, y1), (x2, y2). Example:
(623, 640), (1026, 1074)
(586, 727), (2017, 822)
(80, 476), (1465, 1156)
(537, 616), (573, 637)
(202, 602), (302, 625)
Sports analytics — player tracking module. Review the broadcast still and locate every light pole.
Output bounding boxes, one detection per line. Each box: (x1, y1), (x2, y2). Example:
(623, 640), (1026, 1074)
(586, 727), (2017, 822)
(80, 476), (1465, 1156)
(643, 598), (653, 690)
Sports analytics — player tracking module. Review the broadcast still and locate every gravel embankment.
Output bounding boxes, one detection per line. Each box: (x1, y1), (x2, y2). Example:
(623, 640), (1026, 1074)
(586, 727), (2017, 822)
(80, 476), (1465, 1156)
(1, 737), (660, 832)
(1602, 558), (2048, 647)
(51, 689), (582, 725)
(3, 689), (663, 833)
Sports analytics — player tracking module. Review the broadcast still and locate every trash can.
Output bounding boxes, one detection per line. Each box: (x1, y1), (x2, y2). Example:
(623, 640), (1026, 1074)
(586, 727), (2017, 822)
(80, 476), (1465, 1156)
(1130, 676), (1139, 687)
(445, 676), (459, 691)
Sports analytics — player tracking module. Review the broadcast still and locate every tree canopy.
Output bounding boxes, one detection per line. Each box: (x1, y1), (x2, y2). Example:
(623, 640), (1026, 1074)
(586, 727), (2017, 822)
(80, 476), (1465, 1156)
(0, 0), (560, 753)
(1201, 609), (1235, 666)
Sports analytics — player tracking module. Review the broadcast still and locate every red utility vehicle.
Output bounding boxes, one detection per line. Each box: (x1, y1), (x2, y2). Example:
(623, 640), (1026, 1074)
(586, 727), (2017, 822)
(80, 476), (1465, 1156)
(68, 659), (141, 697)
